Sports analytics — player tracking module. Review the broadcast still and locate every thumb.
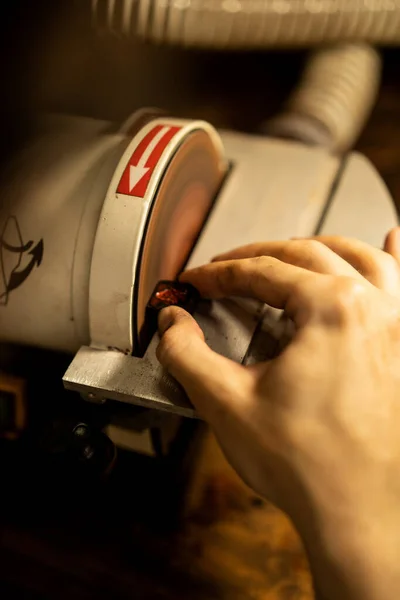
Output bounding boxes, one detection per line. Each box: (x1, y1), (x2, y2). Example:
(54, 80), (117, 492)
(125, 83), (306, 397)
(156, 307), (253, 421)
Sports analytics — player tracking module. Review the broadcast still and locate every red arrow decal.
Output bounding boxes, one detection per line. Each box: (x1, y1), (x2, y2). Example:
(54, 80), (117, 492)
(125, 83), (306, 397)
(117, 125), (181, 198)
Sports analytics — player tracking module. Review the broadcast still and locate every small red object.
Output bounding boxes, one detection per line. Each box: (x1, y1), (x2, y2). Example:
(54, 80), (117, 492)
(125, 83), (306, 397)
(147, 280), (200, 312)
(154, 287), (188, 305)
(140, 280), (200, 352)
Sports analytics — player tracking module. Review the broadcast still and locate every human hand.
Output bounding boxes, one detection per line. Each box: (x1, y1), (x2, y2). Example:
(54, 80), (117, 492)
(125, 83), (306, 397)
(156, 228), (400, 600)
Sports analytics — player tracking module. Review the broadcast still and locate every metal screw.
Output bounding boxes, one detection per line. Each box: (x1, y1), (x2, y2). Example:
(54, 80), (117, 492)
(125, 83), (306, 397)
(73, 424), (88, 438)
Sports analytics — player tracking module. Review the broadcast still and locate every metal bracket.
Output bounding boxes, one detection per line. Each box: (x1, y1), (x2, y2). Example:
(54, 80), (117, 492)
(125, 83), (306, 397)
(63, 299), (273, 418)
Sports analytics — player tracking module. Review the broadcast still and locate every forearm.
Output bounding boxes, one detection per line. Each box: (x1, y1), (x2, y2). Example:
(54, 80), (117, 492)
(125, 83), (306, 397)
(294, 503), (400, 600)
(309, 542), (400, 600)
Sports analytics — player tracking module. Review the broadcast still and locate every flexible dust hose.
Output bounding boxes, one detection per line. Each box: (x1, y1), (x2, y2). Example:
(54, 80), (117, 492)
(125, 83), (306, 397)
(93, 0), (400, 48)
(92, 0), (389, 150)
(264, 43), (382, 152)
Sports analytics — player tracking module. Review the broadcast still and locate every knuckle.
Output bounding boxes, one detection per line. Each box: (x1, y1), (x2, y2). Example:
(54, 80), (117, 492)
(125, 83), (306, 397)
(375, 252), (399, 278)
(292, 277), (315, 304)
(248, 255), (278, 274)
(292, 238), (325, 255)
(373, 255), (400, 294)
(248, 256), (272, 294)
(355, 250), (399, 285)
(249, 255), (270, 268)
(284, 239), (328, 270)
(329, 277), (368, 320)
(378, 251), (396, 270)
(218, 260), (241, 289)
(269, 240), (312, 264)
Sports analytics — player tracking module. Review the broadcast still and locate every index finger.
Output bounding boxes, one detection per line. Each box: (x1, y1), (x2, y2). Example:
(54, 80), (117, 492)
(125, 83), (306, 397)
(180, 256), (318, 314)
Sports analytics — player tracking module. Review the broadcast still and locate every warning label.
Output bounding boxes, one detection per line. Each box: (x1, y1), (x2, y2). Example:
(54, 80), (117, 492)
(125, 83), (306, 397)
(117, 124), (181, 198)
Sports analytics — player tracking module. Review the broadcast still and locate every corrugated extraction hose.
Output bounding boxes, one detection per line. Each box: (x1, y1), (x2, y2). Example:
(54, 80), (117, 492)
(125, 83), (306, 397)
(264, 43), (382, 152)
(93, 0), (400, 47)
(92, 0), (400, 150)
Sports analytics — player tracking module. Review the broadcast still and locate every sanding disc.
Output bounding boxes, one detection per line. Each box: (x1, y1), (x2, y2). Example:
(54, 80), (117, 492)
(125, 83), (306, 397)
(135, 128), (226, 348)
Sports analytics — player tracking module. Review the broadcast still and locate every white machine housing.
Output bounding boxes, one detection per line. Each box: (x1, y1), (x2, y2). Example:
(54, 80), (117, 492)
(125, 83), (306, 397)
(0, 112), (397, 451)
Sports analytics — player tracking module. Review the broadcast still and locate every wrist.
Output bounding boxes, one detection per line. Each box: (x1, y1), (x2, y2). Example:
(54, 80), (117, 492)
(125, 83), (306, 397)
(293, 495), (400, 600)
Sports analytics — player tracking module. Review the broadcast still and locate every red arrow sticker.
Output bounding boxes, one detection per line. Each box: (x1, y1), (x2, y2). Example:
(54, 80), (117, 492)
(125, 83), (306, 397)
(117, 124), (181, 198)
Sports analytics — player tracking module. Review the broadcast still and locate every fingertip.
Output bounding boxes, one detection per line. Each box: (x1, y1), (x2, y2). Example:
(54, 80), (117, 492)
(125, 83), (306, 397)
(179, 265), (219, 299)
(156, 308), (196, 370)
(178, 267), (206, 290)
(178, 269), (194, 283)
(158, 306), (190, 336)
(211, 253), (227, 262)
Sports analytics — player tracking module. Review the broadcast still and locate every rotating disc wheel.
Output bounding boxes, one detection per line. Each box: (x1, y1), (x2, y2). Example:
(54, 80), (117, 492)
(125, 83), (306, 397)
(89, 117), (228, 355)
(135, 127), (226, 350)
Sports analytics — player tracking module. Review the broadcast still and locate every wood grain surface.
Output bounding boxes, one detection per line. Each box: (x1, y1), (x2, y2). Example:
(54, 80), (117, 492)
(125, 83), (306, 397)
(0, 427), (313, 600)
